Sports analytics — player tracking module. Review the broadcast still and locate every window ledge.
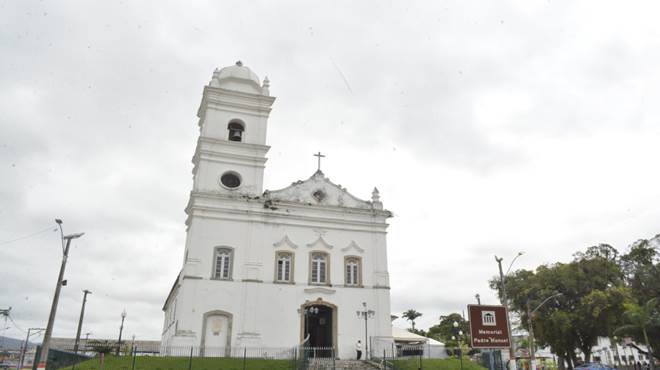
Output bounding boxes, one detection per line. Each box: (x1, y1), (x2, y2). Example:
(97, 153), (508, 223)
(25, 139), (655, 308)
(210, 277), (233, 281)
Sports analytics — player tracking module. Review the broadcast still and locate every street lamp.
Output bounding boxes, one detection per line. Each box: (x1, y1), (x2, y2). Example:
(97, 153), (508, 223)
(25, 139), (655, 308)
(73, 290), (92, 353)
(356, 302), (375, 360)
(495, 252), (524, 370)
(527, 293), (562, 370)
(301, 306), (319, 339)
(453, 321), (464, 370)
(37, 219), (84, 370)
(117, 309), (127, 355)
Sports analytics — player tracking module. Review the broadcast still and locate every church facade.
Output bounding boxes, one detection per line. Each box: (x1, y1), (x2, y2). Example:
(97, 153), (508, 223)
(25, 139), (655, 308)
(161, 62), (394, 359)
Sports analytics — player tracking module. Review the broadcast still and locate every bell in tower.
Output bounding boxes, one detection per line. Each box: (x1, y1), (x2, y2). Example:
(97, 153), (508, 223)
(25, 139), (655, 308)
(192, 62), (276, 196)
(228, 121), (244, 142)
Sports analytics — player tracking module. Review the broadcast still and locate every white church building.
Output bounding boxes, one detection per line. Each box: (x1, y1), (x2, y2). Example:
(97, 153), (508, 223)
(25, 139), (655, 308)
(161, 62), (394, 359)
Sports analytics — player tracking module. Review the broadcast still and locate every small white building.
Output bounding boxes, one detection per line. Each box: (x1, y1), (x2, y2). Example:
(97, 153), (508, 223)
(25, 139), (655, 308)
(161, 62), (394, 359)
(390, 327), (447, 359)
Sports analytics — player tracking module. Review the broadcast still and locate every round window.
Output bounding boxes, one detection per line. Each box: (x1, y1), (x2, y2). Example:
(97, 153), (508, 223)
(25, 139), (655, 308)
(220, 172), (241, 189)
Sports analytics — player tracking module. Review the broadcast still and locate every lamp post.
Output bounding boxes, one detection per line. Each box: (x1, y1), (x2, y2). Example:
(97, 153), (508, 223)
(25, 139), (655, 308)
(527, 293), (562, 370)
(356, 302), (375, 360)
(84, 332), (92, 353)
(495, 252), (524, 370)
(37, 219), (84, 370)
(453, 321), (464, 370)
(117, 309), (127, 355)
(73, 289), (92, 353)
(301, 306), (319, 339)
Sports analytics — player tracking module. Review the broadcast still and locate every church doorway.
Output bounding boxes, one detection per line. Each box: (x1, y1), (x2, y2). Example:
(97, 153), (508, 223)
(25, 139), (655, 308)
(200, 310), (232, 357)
(300, 300), (337, 357)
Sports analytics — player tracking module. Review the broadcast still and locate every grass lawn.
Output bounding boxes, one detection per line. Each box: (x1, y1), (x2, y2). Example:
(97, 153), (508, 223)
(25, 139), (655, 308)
(59, 356), (294, 370)
(391, 357), (487, 370)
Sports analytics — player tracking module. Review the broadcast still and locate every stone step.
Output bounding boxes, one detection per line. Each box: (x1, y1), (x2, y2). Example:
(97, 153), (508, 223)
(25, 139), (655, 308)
(333, 360), (380, 370)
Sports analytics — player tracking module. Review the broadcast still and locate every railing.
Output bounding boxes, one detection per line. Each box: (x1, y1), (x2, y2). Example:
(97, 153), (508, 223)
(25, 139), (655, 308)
(48, 342), (341, 370)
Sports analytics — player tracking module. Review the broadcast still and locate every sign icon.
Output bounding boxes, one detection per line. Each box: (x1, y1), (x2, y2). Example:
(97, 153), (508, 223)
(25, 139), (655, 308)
(481, 311), (496, 326)
(468, 305), (511, 348)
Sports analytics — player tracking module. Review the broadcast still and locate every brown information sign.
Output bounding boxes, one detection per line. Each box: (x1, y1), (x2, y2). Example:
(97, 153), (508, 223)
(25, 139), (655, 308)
(468, 304), (511, 348)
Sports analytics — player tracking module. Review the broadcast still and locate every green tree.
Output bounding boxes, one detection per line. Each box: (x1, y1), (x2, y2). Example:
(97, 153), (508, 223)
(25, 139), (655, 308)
(615, 298), (659, 369)
(620, 236), (660, 358)
(490, 244), (628, 369)
(402, 309), (422, 331)
(427, 313), (469, 348)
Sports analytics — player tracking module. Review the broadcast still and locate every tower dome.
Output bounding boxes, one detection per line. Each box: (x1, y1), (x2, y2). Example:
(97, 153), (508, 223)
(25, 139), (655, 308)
(209, 61), (267, 95)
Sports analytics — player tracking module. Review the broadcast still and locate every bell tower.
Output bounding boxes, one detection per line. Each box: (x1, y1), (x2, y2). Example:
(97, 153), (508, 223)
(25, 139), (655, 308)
(192, 61), (275, 196)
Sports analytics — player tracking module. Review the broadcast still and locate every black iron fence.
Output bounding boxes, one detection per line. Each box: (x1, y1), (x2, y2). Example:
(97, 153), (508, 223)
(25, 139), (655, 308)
(371, 344), (500, 370)
(44, 341), (334, 370)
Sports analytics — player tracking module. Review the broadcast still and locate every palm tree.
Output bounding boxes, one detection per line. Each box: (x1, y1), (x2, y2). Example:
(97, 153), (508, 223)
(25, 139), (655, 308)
(616, 298), (658, 370)
(402, 309), (423, 331)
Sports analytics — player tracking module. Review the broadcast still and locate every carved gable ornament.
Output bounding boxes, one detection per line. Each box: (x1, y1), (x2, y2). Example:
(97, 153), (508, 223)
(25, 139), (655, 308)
(263, 171), (373, 209)
(273, 235), (299, 250)
(307, 236), (334, 250)
(340, 241), (364, 254)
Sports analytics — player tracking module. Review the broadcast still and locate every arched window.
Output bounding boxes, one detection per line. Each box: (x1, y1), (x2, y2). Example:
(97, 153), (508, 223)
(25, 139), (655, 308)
(345, 256), (362, 286)
(227, 121), (244, 142)
(275, 252), (294, 283)
(213, 247), (233, 280)
(310, 252), (329, 284)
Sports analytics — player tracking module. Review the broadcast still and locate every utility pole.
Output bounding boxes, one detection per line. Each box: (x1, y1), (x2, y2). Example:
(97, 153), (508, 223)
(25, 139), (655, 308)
(495, 256), (517, 370)
(37, 219), (84, 370)
(73, 290), (92, 353)
(19, 328), (45, 370)
(527, 293), (562, 370)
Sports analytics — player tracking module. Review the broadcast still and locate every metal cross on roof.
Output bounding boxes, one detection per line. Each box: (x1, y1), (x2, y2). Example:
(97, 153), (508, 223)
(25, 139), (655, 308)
(313, 152), (325, 172)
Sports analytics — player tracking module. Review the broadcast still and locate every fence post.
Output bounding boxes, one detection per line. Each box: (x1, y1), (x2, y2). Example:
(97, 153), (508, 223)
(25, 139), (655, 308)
(242, 348), (247, 370)
(188, 346), (193, 370)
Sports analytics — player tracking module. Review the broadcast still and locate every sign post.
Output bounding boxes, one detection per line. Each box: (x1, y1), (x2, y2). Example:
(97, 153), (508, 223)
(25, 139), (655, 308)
(468, 305), (512, 369)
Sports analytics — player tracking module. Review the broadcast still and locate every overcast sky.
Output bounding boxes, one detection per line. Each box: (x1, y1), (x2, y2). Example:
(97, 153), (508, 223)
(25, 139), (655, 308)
(1, 0), (660, 343)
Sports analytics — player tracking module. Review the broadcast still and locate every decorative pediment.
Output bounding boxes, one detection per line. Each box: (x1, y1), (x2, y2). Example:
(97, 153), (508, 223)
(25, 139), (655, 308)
(307, 236), (334, 250)
(263, 171), (373, 209)
(341, 241), (364, 254)
(304, 287), (336, 295)
(273, 235), (299, 249)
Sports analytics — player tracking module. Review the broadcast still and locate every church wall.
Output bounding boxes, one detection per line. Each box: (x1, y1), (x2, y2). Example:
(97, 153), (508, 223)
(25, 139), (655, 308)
(192, 146), (267, 195)
(167, 276), (393, 359)
(183, 214), (389, 289)
(168, 210), (393, 357)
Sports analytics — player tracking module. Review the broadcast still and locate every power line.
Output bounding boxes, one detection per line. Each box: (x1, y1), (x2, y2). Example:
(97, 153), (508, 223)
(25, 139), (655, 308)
(8, 314), (26, 333)
(0, 226), (57, 246)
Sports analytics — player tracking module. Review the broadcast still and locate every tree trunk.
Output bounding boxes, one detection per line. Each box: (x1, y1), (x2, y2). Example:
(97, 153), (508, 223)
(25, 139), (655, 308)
(581, 347), (591, 364)
(568, 351), (578, 370)
(557, 355), (566, 370)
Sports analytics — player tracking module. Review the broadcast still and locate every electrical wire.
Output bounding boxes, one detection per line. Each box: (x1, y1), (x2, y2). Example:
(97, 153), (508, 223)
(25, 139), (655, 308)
(8, 314), (26, 333)
(0, 226), (57, 246)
